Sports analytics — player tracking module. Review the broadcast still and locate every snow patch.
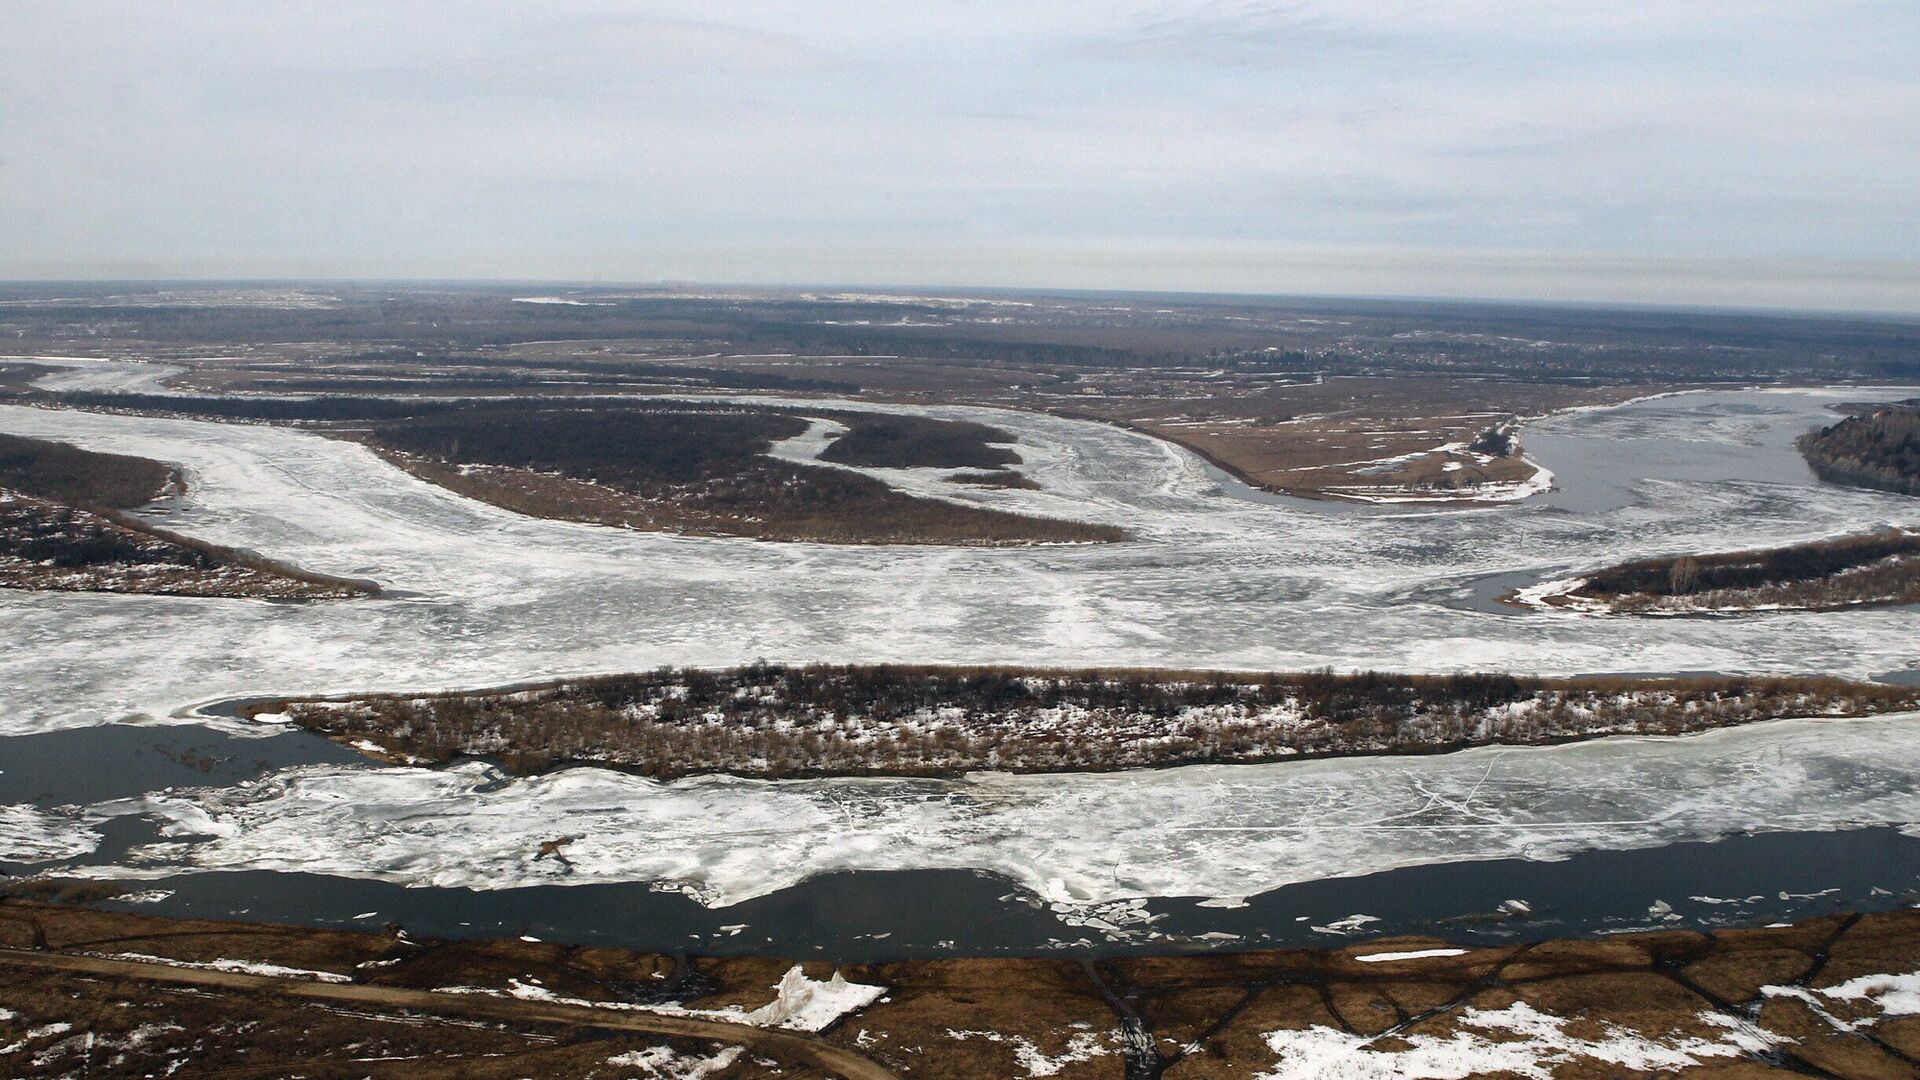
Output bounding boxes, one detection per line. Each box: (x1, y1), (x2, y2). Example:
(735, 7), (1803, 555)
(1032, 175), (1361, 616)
(605, 1045), (742, 1078)
(1257, 1002), (1783, 1079)
(460, 965), (883, 1034)
(1353, 948), (1469, 963)
(94, 952), (352, 983)
(945, 1029), (1116, 1076)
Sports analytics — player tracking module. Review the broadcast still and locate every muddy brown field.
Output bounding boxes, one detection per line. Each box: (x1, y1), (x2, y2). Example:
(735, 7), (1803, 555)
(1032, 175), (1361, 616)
(5, 898), (1920, 1077)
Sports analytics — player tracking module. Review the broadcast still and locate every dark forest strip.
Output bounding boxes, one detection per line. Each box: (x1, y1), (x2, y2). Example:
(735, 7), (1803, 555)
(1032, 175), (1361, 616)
(254, 664), (1920, 779)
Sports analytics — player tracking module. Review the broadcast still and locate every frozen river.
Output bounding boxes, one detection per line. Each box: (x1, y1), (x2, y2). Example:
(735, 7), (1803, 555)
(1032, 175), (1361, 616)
(3, 383), (1920, 951)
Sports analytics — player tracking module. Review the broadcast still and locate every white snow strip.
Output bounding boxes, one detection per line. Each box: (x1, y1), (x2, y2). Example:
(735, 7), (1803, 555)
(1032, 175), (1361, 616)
(453, 965), (883, 1034)
(93, 952), (352, 983)
(1352, 948), (1469, 963)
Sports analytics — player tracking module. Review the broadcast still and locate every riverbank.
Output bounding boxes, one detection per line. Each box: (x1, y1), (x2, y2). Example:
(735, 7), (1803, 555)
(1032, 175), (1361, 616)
(5, 897), (1920, 1077)
(0, 431), (375, 599)
(1507, 529), (1920, 616)
(1800, 400), (1920, 497)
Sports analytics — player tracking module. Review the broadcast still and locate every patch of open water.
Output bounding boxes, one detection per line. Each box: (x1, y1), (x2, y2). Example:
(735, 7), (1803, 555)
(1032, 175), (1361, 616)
(14, 828), (1910, 961)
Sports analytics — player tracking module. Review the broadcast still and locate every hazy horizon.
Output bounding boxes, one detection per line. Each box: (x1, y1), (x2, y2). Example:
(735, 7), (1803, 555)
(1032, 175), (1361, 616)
(7, 2), (1918, 313)
(7, 275), (1920, 323)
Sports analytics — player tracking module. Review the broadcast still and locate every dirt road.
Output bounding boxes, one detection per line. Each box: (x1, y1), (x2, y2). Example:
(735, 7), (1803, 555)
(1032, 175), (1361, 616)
(0, 946), (897, 1080)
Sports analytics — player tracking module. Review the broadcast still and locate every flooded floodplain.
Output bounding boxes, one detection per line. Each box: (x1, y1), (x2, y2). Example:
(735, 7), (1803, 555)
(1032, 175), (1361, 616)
(3, 385), (1919, 952)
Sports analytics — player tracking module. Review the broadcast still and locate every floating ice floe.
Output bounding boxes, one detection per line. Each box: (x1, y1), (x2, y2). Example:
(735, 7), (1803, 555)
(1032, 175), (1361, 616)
(0, 803), (100, 863)
(49, 710), (1920, 920)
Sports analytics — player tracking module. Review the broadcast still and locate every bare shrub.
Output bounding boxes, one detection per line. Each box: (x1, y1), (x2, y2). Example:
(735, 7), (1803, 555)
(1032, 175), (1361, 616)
(264, 665), (1920, 781)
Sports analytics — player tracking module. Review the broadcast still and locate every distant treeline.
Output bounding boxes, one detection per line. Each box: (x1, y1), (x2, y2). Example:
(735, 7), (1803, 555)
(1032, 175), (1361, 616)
(10, 390), (472, 422)
(262, 663), (1920, 779)
(0, 431), (176, 507)
(10, 389), (803, 426)
(817, 414), (1019, 469)
(0, 363), (57, 392)
(364, 402), (1118, 544)
(368, 404), (1022, 479)
(1799, 403), (1920, 497)
(13, 393), (1018, 475)
(374, 408), (804, 486)
(339, 350), (862, 393)
(7, 287), (1920, 380)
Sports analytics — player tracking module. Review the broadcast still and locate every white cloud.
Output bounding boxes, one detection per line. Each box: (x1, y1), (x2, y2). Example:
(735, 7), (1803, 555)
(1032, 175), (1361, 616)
(1, 0), (1916, 310)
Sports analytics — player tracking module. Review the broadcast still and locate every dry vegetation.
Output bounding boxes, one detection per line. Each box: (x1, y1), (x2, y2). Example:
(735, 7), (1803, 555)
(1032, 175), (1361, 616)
(0, 430), (177, 509)
(1058, 379), (1606, 503)
(654, 356), (1645, 504)
(1526, 529), (1920, 614)
(0, 494), (372, 598)
(0, 433), (374, 598)
(362, 403), (1122, 545)
(1801, 403), (1920, 497)
(645, 358), (1644, 503)
(255, 664), (1920, 779)
(8, 899), (1920, 1078)
(0, 900), (791, 1080)
(1059, 373), (1622, 504)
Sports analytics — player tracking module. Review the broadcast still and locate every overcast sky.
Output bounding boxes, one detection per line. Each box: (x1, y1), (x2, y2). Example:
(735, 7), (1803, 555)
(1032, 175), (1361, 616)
(5, 1), (1918, 311)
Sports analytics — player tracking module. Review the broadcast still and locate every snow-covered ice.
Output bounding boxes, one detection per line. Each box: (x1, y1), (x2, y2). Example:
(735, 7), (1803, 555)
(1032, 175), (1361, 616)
(46, 713), (1920, 912)
(746, 965), (887, 1031)
(0, 803), (101, 863)
(5, 386), (1920, 906)
(2, 387), (1918, 738)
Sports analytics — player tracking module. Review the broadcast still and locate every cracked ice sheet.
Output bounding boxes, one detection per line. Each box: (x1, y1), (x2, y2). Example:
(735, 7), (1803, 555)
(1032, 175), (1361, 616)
(77, 713), (1920, 909)
(3, 387), (1920, 737)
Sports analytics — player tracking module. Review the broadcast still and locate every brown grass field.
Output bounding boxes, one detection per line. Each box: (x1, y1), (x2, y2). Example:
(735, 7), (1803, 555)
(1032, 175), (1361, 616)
(6, 898), (1920, 1078)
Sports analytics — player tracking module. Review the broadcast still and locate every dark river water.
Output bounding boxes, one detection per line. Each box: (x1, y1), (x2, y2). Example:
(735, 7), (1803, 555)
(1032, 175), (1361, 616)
(58, 828), (1920, 962)
(6, 721), (1920, 960)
